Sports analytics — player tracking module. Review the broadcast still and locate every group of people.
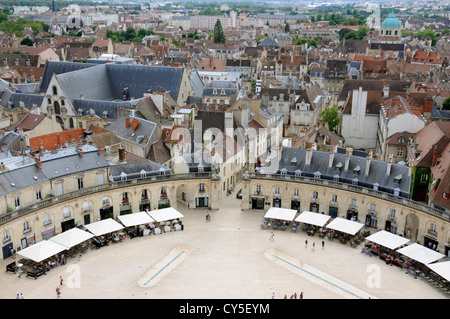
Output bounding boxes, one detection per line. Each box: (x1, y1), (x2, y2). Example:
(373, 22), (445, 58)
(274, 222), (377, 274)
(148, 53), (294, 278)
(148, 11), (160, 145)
(271, 292), (303, 299)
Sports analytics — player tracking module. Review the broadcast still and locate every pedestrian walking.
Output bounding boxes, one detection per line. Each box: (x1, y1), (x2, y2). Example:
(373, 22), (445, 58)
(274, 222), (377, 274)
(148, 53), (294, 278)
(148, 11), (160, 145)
(16, 294), (19, 299)
(300, 292), (303, 299)
(60, 276), (64, 286)
(270, 232), (275, 241)
(322, 240), (325, 248)
(312, 242), (315, 251)
(20, 293), (24, 299)
(56, 287), (61, 298)
(294, 292), (297, 299)
(272, 292), (275, 299)
(305, 239), (308, 247)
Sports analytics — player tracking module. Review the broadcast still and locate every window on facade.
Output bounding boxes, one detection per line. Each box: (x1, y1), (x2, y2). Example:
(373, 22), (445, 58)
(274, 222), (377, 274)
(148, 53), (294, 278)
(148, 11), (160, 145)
(142, 189), (148, 199)
(313, 191), (318, 201)
(331, 194), (337, 204)
(370, 203), (376, 213)
(102, 197), (110, 206)
(36, 189), (42, 201)
(122, 193), (129, 203)
(293, 189), (299, 197)
(199, 183), (205, 193)
(256, 185), (262, 194)
(430, 223), (437, 233)
(420, 174), (428, 183)
(397, 148), (403, 157)
(390, 209), (396, 219)
(274, 186), (280, 195)
(23, 221), (30, 233)
(42, 214), (51, 225)
(351, 198), (356, 208)
(63, 207), (70, 218)
(52, 86), (57, 95)
(3, 230), (10, 242)
(14, 197), (20, 209)
(77, 178), (84, 190)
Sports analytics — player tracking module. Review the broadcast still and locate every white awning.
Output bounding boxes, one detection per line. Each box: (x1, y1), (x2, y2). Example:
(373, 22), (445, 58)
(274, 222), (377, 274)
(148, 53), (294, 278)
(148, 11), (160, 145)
(17, 240), (67, 263)
(326, 217), (364, 235)
(396, 243), (445, 265)
(148, 207), (184, 223)
(84, 218), (124, 236)
(426, 261), (450, 281)
(49, 228), (94, 249)
(264, 207), (297, 221)
(365, 230), (410, 250)
(117, 211), (155, 227)
(295, 211), (331, 227)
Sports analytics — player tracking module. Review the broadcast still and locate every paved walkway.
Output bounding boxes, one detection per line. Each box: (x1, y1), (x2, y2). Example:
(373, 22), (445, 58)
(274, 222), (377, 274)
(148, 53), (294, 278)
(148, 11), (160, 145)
(1, 188), (447, 299)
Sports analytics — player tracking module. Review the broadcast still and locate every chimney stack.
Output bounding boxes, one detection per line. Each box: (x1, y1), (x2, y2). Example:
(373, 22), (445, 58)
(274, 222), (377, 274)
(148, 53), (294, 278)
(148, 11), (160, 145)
(365, 149), (373, 175)
(36, 157), (42, 169)
(386, 153), (393, 176)
(131, 118), (139, 131)
(119, 146), (126, 162)
(305, 146), (313, 165)
(125, 116), (131, 127)
(344, 147), (352, 171)
(328, 146), (335, 168)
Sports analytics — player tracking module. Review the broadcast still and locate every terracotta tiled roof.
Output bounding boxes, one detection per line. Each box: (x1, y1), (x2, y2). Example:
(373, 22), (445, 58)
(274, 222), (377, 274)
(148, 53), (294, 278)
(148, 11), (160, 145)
(29, 128), (85, 151)
(8, 113), (45, 132)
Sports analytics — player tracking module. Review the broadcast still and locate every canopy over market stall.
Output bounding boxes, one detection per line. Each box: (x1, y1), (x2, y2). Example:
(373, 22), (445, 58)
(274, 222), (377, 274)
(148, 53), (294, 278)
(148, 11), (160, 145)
(426, 261), (450, 281)
(264, 207), (298, 221)
(147, 207), (184, 222)
(295, 211), (331, 227)
(365, 230), (410, 250)
(17, 240), (67, 263)
(84, 218), (124, 236)
(49, 227), (94, 249)
(117, 211), (155, 227)
(326, 217), (364, 235)
(396, 243), (446, 265)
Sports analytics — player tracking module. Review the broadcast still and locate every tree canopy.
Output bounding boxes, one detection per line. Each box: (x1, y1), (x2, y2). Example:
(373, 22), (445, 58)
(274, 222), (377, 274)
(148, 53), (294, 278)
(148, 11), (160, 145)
(213, 19), (225, 44)
(320, 105), (340, 133)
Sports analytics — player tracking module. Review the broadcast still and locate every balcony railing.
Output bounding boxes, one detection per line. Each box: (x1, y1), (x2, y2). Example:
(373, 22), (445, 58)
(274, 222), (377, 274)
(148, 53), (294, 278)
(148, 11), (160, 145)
(246, 172), (450, 222)
(0, 172), (212, 226)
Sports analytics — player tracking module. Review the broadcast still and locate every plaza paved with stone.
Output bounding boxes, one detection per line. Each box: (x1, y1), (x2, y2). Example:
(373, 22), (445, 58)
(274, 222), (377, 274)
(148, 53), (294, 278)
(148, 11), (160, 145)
(0, 187), (447, 299)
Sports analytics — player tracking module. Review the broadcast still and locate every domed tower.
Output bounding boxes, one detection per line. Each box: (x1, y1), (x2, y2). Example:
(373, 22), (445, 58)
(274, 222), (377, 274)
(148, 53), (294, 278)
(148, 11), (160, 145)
(380, 9), (402, 37)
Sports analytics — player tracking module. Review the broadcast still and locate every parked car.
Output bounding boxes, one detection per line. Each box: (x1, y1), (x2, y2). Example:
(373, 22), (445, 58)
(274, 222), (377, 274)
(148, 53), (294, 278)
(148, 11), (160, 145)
(236, 189), (243, 199)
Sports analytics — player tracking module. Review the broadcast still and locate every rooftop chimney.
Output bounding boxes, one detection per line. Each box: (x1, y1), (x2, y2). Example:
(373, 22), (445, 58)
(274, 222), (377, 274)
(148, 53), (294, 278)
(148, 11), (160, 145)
(125, 116), (131, 127)
(328, 146), (335, 168)
(305, 146), (313, 166)
(344, 147), (352, 171)
(36, 157), (42, 169)
(119, 146), (126, 162)
(365, 149), (373, 175)
(386, 153), (393, 176)
(131, 118), (139, 131)
(383, 84), (389, 98)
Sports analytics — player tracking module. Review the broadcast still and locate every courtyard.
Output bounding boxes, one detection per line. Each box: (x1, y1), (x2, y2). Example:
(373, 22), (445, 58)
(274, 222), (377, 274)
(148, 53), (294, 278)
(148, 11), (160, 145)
(0, 188), (446, 299)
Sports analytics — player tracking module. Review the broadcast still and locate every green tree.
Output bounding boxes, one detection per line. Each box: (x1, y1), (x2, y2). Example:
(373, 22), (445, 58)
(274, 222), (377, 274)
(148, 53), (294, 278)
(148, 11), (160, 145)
(442, 97), (450, 110)
(213, 19), (225, 44)
(320, 105), (340, 133)
(416, 29), (437, 46)
(284, 22), (290, 33)
(20, 37), (33, 46)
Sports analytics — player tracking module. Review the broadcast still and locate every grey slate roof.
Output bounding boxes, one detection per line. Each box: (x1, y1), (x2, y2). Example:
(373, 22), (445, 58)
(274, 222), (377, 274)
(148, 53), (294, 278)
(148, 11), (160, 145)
(105, 115), (161, 148)
(109, 160), (170, 181)
(0, 88), (44, 109)
(273, 147), (411, 198)
(0, 164), (48, 197)
(38, 144), (110, 180)
(39, 61), (97, 93)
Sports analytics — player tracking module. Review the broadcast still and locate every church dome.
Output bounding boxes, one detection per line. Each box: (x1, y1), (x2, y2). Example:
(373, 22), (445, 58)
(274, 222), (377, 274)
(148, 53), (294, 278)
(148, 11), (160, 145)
(381, 9), (401, 29)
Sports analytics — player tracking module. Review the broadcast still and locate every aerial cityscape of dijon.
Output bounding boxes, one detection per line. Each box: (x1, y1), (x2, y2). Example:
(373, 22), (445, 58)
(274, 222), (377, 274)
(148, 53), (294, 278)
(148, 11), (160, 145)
(0, 0), (448, 302)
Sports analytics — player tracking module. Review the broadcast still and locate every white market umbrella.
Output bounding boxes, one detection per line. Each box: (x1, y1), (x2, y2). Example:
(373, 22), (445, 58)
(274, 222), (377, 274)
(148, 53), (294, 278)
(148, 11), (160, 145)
(17, 240), (67, 263)
(396, 243), (445, 265)
(49, 227), (94, 249)
(295, 211), (331, 227)
(84, 218), (124, 236)
(117, 211), (155, 227)
(264, 207), (297, 221)
(326, 217), (364, 235)
(148, 207), (184, 223)
(426, 261), (450, 281)
(365, 230), (410, 250)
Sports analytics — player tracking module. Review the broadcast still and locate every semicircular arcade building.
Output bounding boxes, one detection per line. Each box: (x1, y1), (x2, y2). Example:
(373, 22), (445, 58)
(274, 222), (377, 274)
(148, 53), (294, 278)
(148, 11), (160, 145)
(0, 144), (448, 259)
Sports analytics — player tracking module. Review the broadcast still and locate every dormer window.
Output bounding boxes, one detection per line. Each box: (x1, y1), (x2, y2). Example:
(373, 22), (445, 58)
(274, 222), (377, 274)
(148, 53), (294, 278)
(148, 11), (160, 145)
(335, 162), (342, 171)
(353, 165), (360, 175)
(394, 175), (402, 183)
